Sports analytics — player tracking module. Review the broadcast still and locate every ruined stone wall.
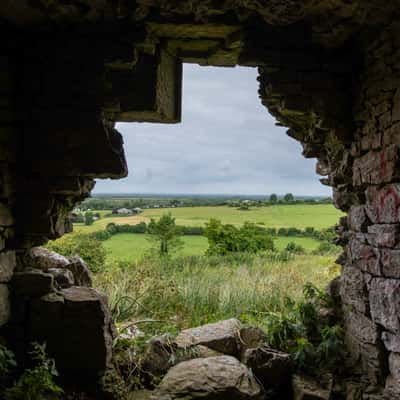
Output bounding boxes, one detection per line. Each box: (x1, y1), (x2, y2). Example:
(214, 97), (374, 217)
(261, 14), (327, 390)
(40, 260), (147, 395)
(340, 22), (400, 399)
(256, 20), (400, 399)
(0, 53), (18, 332)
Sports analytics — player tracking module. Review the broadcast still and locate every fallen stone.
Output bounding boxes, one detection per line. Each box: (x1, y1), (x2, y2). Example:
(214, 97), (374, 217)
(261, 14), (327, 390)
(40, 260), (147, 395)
(292, 373), (332, 400)
(0, 283), (10, 326)
(150, 356), (264, 400)
(11, 269), (54, 297)
(18, 246), (69, 271)
(0, 251), (16, 283)
(47, 267), (74, 288)
(66, 255), (92, 287)
(29, 286), (113, 381)
(141, 334), (177, 379)
(175, 318), (241, 355)
(242, 345), (291, 388)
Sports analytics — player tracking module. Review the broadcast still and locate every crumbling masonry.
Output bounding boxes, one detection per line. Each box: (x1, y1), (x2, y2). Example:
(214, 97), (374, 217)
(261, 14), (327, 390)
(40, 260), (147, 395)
(0, 1), (400, 398)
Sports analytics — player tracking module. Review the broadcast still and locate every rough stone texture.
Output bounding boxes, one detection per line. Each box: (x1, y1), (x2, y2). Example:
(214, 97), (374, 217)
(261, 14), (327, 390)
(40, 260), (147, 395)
(0, 251), (16, 282)
(66, 255), (92, 287)
(29, 287), (114, 381)
(47, 268), (74, 288)
(242, 345), (291, 388)
(150, 356), (264, 400)
(292, 374), (332, 400)
(11, 269), (54, 297)
(0, 1), (399, 396)
(0, 284), (10, 327)
(238, 326), (267, 353)
(175, 318), (242, 355)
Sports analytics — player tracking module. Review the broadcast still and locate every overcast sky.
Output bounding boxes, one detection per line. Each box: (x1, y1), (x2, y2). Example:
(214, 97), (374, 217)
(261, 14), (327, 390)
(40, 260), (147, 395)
(94, 64), (331, 196)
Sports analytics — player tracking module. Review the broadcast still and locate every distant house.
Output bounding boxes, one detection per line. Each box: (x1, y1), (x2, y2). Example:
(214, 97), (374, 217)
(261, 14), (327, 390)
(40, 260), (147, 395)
(132, 207), (142, 214)
(112, 208), (133, 215)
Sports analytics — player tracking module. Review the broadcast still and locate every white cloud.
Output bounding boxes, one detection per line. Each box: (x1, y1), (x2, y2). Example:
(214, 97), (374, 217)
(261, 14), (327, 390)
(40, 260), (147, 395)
(94, 65), (331, 196)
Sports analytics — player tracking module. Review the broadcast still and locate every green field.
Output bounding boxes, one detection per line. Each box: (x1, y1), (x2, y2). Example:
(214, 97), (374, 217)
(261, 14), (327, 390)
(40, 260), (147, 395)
(139, 204), (342, 229)
(73, 204), (343, 235)
(103, 233), (322, 263)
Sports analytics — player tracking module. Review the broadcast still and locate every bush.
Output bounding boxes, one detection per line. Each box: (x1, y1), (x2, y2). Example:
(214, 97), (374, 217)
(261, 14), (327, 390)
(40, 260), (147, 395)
(285, 242), (305, 254)
(204, 219), (274, 255)
(263, 283), (344, 375)
(4, 343), (63, 400)
(46, 233), (106, 273)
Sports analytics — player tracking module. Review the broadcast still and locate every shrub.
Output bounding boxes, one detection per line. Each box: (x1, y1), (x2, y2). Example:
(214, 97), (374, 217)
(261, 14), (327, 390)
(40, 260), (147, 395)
(4, 343), (63, 400)
(204, 219), (274, 255)
(285, 242), (305, 254)
(263, 283), (343, 375)
(46, 233), (106, 273)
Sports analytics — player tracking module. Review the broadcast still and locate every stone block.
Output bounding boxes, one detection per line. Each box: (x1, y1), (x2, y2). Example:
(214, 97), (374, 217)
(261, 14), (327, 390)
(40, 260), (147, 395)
(0, 250), (16, 282)
(382, 331), (400, 352)
(344, 310), (379, 344)
(381, 249), (400, 278)
(353, 146), (400, 186)
(175, 318), (242, 356)
(0, 283), (9, 327)
(11, 269), (54, 297)
(367, 224), (400, 248)
(348, 205), (370, 232)
(242, 346), (291, 388)
(340, 266), (369, 314)
(366, 184), (400, 223)
(369, 278), (400, 333)
(29, 287), (113, 380)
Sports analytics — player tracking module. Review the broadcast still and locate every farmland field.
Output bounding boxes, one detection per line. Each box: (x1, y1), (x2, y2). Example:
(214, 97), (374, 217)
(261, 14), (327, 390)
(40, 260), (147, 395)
(140, 204), (343, 229)
(103, 233), (322, 263)
(74, 204), (343, 234)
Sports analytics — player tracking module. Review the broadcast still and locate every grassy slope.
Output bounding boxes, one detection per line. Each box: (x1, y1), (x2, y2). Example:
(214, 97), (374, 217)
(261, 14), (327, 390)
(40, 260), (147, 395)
(141, 204), (343, 229)
(103, 233), (321, 263)
(95, 253), (340, 333)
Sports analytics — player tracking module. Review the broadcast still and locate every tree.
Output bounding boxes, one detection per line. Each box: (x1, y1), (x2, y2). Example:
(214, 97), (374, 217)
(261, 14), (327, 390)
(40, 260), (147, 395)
(46, 233), (106, 273)
(204, 219), (274, 255)
(84, 211), (94, 226)
(147, 213), (183, 256)
(269, 193), (278, 203)
(283, 193), (294, 202)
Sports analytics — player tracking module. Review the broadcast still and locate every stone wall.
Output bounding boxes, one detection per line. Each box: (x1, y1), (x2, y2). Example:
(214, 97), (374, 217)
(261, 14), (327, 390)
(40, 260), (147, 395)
(0, 1), (399, 397)
(255, 20), (400, 400)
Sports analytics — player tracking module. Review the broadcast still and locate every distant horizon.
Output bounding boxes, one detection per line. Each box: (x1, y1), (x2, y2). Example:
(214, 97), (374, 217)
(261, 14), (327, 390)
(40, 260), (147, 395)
(90, 191), (331, 198)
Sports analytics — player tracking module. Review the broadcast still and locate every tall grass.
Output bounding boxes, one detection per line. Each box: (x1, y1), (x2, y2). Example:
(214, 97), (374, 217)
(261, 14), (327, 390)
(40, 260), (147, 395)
(94, 252), (340, 336)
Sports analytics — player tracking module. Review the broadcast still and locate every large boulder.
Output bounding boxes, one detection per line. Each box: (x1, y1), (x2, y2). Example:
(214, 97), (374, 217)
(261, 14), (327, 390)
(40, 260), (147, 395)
(175, 318), (242, 355)
(18, 246), (70, 271)
(150, 356), (264, 400)
(28, 286), (114, 382)
(66, 255), (92, 287)
(47, 267), (74, 288)
(242, 345), (291, 388)
(17, 247), (92, 288)
(11, 269), (54, 297)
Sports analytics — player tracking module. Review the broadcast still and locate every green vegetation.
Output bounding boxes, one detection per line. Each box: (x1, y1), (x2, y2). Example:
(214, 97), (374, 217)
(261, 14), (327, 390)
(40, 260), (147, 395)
(141, 204), (343, 229)
(147, 214), (183, 256)
(0, 343), (62, 400)
(204, 219), (274, 255)
(46, 234), (106, 273)
(94, 253), (340, 334)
